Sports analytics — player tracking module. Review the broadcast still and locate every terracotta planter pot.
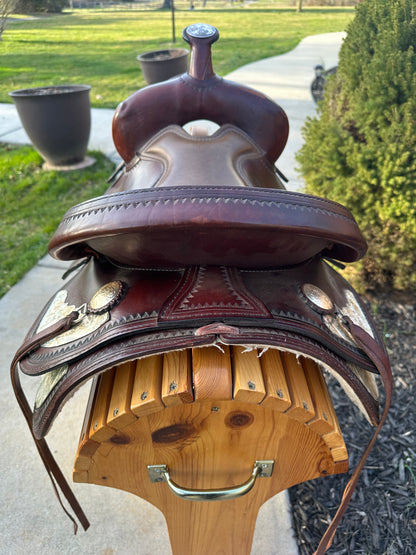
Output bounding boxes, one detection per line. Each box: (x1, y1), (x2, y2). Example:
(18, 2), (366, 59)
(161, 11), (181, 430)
(9, 85), (93, 170)
(137, 48), (189, 85)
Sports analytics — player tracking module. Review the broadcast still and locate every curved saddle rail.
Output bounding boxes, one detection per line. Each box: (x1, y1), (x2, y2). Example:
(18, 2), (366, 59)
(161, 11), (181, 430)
(48, 187), (367, 266)
(112, 23), (289, 165)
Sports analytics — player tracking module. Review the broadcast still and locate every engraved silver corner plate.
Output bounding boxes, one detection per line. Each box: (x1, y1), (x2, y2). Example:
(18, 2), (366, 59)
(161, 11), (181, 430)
(35, 281), (125, 348)
(37, 290), (76, 334)
(323, 289), (375, 343)
(340, 290), (375, 338)
(34, 365), (68, 409)
(147, 460), (274, 501)
(301, 283), (334, 312)
(186, 23), (217, 38)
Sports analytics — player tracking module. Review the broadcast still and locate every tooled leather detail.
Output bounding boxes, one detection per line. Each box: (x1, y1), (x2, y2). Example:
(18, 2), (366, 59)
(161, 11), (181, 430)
(26, 301), (372, 372)
(26, 310), (159, 364)
(56, 189), (357, 227)
(23, 263), (372, 373)
(270, 307), (374, 369)
(160, 266), (272, 321)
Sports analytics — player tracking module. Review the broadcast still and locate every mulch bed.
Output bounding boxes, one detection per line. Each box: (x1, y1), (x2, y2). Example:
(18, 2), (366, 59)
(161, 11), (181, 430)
(289, 294), (416, 554)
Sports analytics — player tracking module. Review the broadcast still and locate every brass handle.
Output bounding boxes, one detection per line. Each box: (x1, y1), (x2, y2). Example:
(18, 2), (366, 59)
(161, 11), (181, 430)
(147, 460), (274, 501)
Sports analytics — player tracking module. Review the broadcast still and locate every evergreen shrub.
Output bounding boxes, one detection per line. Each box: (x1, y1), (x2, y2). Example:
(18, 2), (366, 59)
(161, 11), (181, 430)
(297, 0), (416, 293)
(15, 0), (66, 13)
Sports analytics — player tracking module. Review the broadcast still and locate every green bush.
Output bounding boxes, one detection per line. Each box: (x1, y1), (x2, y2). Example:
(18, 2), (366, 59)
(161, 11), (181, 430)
(297, 0), (416, 293)
(15, 0), (66, 13)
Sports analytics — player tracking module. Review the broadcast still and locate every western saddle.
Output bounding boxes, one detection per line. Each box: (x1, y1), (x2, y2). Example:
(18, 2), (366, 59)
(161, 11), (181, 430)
(11, 23), (392, 555)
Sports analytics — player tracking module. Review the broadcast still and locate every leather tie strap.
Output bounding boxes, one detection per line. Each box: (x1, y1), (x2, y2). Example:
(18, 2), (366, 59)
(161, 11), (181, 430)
(313, 317), (392, 554)
(11, 311), (79, 374)
(10, 311), (90, 533)
(10, 363), (90, 533)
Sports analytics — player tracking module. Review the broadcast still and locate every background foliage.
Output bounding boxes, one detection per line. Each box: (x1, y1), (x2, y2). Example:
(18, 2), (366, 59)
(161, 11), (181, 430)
(15, 0), (66, 12)
(297, 0), (416, 293)
(0, 145), (112, 297)
(1, 4), (355, 107)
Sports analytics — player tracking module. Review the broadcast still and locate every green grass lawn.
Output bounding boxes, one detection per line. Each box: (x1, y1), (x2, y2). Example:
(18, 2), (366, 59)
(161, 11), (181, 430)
(0, 144), (113, 298)
(1, 3), (355, 108)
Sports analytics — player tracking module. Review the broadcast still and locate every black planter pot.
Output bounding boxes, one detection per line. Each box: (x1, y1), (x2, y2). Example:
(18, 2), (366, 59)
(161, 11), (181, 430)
(9, 85), (94, 170)
(137, 48), (189, 85)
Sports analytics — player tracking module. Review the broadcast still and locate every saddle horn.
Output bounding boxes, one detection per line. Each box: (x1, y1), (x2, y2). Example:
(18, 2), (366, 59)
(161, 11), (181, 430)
(112, 23), (289, 164)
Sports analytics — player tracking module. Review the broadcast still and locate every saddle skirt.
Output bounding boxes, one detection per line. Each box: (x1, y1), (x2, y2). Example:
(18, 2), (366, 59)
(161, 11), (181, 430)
(11, 23), (392, 555)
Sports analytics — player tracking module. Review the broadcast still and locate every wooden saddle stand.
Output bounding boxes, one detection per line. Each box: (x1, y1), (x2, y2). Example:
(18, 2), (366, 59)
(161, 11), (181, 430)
(11, 23), (392, 555)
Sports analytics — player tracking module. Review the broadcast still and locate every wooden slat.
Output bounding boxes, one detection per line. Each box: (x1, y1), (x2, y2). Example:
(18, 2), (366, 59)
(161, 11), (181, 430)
(73, 470), (89, 483)
(161, 350), (193, 407)
(281, 351), (315, 423)
(75, 376), (100, 461)
(88, 368), (116, 442)
(74, 377), (101, 481)
(192, 346), (233, 401)
(131, 355), (164, 418)
(323, 404), (348, 450)
(107, 361), (137, 430)
(331, 446), (349, 471)
(232, 346), (266, 404)
(259, 349), (292, 411)
(302, 357), (336, 435)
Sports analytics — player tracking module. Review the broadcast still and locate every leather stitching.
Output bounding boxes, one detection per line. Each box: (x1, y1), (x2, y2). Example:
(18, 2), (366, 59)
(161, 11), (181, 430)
(58, 195), (356, 225)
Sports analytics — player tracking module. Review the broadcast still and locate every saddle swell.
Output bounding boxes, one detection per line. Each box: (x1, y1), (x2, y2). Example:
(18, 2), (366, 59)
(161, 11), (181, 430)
(112, 74), (289, 167)
(11, 23), (391, 555)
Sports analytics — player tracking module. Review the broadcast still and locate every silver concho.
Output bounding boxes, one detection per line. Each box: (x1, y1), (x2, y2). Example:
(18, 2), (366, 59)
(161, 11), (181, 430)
(186, 23), (217, 38)
(301, 283), (334, 312)
(88, 280), (124, 313)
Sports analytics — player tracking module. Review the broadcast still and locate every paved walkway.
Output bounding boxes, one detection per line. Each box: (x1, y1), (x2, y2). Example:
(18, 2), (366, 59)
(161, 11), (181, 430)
(0, 32), (345, 555)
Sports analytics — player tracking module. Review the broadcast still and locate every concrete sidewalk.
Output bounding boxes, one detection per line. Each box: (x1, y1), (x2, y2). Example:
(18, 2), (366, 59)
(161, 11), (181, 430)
(0, 32), (345, 555)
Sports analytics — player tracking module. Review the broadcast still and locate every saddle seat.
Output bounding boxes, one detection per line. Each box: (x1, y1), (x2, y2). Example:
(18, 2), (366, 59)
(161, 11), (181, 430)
(49, 124), (367, 268)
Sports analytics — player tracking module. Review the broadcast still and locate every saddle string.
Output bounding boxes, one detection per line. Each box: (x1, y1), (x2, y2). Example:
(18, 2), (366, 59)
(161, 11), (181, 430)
(10, 363), (90, 533)
(313, 317), (392, 555)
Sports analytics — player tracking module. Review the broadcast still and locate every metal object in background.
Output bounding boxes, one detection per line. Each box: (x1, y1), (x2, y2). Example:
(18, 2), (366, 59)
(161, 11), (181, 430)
(311, 64), (337, 103)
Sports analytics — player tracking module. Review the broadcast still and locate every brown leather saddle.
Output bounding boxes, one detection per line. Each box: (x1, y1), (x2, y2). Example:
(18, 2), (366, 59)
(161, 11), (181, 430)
(11, 23), (392, 555)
